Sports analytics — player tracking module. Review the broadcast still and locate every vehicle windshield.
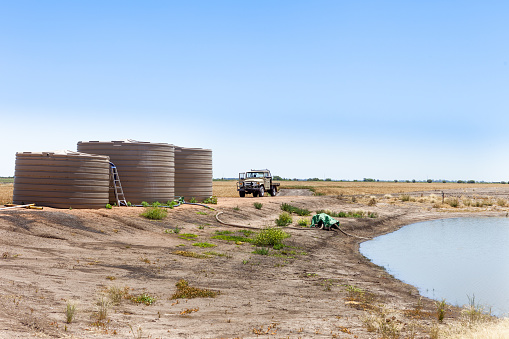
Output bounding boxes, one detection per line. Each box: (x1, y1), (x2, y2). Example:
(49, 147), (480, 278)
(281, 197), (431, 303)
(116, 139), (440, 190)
(246, 172), (265, 178)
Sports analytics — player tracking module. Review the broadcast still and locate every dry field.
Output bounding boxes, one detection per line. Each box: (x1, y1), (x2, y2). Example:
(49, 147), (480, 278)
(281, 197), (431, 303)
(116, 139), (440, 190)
(213, 180), (509, 198)
(0, 183), (12, 205)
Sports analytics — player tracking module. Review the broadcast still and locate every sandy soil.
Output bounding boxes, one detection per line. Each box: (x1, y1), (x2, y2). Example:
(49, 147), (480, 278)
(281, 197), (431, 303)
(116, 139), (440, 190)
(0, 189), (507, 338)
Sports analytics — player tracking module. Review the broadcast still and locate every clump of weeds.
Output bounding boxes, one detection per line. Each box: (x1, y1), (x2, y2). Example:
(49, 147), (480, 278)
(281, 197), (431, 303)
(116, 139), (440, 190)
(212, 230), (254, 243)
(172, 250), (209, 259)
(280, 203), (310, 216)
(94, 296), (110, 321)
(203, 196), (217, 204)
(446, 198), (459, 208)
(436, 299), (447, 323)
(400, 194), (411, 202)
(65, 301), (77, 324)
(192, 242), (216, 248)
(253, 227), (290, 247)
(178, 233), (198, 241)
(253, 202), (263, 210)
(297, 218), (309, 227)
(140, 207), (168, 220)
(130, 293), (156, 305)
(253, 247), (269, 255)
(171, 279), (219, 299)
(107, 285), (129, 305)
(275, 212), (292, 226)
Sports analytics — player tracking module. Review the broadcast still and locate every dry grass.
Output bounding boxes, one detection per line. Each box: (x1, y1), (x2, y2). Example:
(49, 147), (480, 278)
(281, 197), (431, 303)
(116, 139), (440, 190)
(443, 318), (509, 338)
(213, 180), (507, 197)
(0, 183), (13, 205)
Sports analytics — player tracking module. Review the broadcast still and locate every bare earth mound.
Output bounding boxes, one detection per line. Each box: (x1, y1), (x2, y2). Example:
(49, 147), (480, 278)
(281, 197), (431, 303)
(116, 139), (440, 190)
(0, 189), (507, 338)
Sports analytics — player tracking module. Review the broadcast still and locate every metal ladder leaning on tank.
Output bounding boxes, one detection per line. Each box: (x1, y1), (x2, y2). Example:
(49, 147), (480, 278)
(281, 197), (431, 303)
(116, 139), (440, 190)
(109, 162), (128, 206)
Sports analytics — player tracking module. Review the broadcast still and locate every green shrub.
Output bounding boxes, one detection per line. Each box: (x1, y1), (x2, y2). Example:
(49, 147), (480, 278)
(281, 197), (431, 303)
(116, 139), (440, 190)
(254, 202), (263, 210)
(141, 201), (150, 207)
(253, 227), (290, 247)
(152, 201), (162, 207)
(140, 207), (168, 220)
(203, 196), (218, 204)
(189, 197), (197, 203)
(130, 293), (156, 305)
(280, 203), (310, 216)
(297, 218), (308, 227)
(275, 212), (292, 226)
(105, 204), (112, 209)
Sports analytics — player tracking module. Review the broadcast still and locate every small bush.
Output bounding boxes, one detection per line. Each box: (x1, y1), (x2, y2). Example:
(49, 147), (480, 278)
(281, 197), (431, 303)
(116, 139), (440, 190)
(189, 197), (197, 203)
(152, 201), (162, 207)
(446, 198), (459, 208)
(297, 218), (308, 227)
(105, 204), (112, 209)
(497, 198), (506, 207)
(275, 212), (292, 226)
(171, 279), (219, 299)
(253, 247), (269, 255)
(131, 293), (156, 305)
(203, 196), (217, 204)
(140, 207), (168, 220)
(254, 202), (263, 210)
(400, 195), (411, 202)
(141, 201), (150, 207)
(253, 227), (290, 247)
(367, 198), (377, 206)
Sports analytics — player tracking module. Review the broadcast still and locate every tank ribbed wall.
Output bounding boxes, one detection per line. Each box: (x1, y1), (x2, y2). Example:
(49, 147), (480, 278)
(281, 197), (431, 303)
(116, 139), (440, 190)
(13, 151), (110, 209)
(77, 140), (174, 204)
(174, 147), (213, 201)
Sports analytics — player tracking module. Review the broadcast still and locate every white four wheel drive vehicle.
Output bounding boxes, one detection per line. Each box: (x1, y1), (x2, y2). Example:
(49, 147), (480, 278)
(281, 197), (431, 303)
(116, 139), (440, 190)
(237, 169), (280, 197)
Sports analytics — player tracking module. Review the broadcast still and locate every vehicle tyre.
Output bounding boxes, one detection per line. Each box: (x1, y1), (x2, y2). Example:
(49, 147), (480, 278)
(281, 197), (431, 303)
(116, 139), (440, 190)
(239, 190), (245, 198)
(253, 191), (258, 197)
(270, 186), (277, 197)
(259, 186), (265, 197)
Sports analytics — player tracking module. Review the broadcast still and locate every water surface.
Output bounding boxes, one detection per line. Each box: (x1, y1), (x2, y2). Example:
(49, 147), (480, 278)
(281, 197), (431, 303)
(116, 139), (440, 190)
(359, 217), (509, 316)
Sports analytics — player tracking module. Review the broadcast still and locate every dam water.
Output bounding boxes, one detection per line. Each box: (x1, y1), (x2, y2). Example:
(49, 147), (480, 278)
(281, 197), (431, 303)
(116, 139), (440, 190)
(359, 217), (509, 316)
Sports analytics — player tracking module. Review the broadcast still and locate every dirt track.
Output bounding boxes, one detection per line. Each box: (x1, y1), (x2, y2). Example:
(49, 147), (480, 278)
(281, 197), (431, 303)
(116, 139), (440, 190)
(0, 190), (507, 338)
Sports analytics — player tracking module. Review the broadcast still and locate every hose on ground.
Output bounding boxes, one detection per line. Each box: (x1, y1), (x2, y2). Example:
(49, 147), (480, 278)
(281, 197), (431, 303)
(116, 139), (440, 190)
(215, 211), (371, 239)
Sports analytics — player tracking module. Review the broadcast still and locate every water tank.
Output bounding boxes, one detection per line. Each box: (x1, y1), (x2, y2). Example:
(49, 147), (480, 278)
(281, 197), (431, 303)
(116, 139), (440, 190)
(77, 140), (174, 204)
(13, 151), (110, 209)
(174, 146), (213, 201)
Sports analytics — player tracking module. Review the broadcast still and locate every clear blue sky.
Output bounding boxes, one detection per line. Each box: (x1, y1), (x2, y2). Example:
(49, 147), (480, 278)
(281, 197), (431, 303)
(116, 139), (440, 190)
(1, 1), (508, 181)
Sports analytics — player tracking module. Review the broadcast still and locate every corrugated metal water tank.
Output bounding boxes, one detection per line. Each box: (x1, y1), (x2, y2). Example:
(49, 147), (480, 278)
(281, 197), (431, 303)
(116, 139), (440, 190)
(77, 140), (174, 204)
(13, 151), (110, 209)
(174, 146), (213, 201)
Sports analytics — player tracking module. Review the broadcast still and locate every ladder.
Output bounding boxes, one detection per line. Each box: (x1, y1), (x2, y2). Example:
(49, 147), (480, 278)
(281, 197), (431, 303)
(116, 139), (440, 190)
(109, 162), (127, 206)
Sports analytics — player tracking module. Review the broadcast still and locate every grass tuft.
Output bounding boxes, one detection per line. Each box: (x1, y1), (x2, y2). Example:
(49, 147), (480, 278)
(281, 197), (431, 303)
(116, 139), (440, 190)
(65, 301), (77, 324)
(171, 279), (219, 299)
(140, 207), (168, 220)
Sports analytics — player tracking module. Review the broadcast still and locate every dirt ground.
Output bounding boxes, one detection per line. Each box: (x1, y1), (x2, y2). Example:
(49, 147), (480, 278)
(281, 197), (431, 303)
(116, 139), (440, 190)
(1, 188), (508, 338)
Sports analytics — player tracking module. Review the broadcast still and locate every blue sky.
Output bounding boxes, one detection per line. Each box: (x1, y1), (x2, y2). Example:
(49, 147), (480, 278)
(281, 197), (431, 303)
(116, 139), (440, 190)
(1, 1), (508, 181)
